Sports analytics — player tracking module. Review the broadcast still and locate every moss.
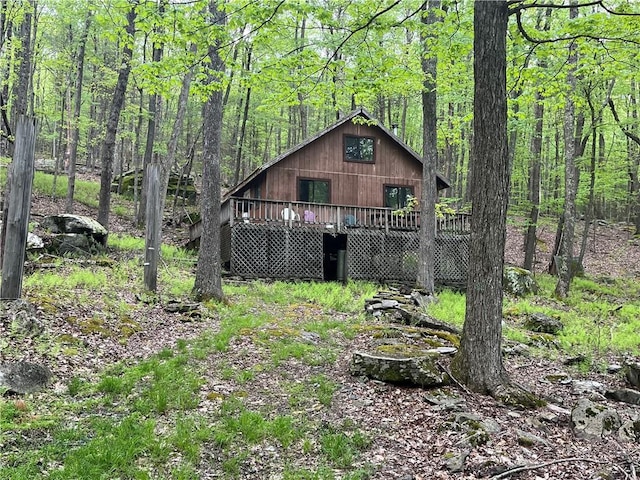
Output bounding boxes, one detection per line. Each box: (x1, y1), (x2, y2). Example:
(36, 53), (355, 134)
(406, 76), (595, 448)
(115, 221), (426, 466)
(375, 343), (431, 358)
(424, 329), (460, 347)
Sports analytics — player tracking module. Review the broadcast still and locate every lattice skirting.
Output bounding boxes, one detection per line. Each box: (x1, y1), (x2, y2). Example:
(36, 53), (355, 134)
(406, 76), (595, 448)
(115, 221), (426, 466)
(231, 224), (323, 279)
(229, 224), (468, 284)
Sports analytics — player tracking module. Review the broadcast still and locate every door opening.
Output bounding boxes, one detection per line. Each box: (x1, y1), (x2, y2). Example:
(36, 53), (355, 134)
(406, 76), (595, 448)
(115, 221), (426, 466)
(323, 233), (347, 282)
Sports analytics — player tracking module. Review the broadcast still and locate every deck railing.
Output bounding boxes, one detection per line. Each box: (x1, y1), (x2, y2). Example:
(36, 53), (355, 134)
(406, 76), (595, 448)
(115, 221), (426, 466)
(221, 197), (471, 234)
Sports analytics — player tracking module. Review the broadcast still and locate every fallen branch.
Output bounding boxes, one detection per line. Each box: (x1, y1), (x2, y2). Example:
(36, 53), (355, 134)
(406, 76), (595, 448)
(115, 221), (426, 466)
(490, 457), (606, 480)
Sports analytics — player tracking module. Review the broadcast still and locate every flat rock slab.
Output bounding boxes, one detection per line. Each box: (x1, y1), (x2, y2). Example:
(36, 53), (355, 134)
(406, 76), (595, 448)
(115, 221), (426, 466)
(0, 361), (52, 393)
(351, 350), (450, 388)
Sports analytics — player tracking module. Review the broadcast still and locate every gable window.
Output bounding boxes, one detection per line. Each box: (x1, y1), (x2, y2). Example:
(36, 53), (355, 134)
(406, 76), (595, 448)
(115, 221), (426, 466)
(344, 135), (375, 163)
(384, 185), (414, 210)
(299, 178), (330, 203)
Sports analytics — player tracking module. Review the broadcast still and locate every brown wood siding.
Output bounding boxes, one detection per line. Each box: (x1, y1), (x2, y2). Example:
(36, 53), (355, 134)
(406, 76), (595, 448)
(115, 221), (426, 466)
(260, 122), (423, 208)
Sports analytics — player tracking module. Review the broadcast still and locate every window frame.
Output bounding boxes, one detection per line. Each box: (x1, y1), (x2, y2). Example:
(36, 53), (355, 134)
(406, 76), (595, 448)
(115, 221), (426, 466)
(297, 177), (332, 204)
(383, 184), (415, 210)
(343, 134), (376, 163)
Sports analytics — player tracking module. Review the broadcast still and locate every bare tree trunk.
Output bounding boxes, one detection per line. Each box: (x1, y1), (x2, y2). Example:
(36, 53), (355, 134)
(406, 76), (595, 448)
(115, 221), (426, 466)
(66, 12), (92, 213)
(417, 0), (440, 293)
(554, 3), (579, 299)
(452, 0), (511, 394)
(194, 0), (225, 302)
(161, 42), (198, 220)
(233, 46), (252, 185)
(97, 5), (136, 229)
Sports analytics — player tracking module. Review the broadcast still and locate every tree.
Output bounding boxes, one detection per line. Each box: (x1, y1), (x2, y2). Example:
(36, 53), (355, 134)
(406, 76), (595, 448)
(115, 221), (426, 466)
(193, 0), (225, 302)
(65, 11), (92, 213)
(554, 3), (579, 299)
(97, 2), (137, 229)
(451, 0), (538, 406)
(417, 0), (440, 293)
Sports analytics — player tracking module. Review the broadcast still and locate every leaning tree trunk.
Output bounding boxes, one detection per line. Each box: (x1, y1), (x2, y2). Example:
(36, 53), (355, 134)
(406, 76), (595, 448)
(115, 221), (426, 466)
(193, 0), (225, 302)
(97, 6), (136, 229)
(417, 0), (441, 293)
(66, 12), (92, 213)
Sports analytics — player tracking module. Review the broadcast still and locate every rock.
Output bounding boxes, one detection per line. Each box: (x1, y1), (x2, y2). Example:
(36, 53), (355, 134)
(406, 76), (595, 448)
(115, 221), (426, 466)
(27, 232), (44, 249)
(524, 312), (563, 334)
(618, 419), (640, 442)
(395, 307), (460, 335)
(40, 214), (107, 254)
(605, 388), (640, 406)
(625, 362), (640, 388)
(444, 450), (470, 472)
(350, 350), (449, 388)
(607, 363), (623, 374)
(0, 299), (43, 336)
(0, 361), (52, 393)
(503, 343), (530, 356)
(516, 429), (549, 447)
(572, 380), (606, 396)
(503, 266), (538, 297)
(570, 398), (621, 440)
(423, 390), (466, 411)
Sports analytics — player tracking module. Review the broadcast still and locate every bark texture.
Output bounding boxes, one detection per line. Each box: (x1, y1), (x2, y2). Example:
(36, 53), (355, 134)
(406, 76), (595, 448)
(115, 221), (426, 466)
(417, 0), (440, 292)
(193, 1), (225, 302)
(97, 6), (136, 228)
(451, 0), (510, 393)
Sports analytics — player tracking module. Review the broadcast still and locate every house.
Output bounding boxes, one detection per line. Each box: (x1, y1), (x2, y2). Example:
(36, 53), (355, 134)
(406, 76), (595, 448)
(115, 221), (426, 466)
(191, 107), (470, 284)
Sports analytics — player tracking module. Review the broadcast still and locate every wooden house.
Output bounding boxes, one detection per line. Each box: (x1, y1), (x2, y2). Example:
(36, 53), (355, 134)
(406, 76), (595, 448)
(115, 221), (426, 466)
(191, 107), (470, 285)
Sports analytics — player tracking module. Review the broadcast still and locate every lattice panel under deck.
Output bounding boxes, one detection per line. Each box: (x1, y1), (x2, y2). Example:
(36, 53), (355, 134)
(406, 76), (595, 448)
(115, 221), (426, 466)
(230, 224), (323, 279)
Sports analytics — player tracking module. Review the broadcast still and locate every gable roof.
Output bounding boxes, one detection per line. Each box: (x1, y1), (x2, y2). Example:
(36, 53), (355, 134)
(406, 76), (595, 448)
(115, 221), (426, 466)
(224, 107), (451, 199)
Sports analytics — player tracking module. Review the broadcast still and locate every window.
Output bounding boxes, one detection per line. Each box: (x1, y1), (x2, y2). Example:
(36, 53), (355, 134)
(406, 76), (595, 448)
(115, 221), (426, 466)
(298, 178), (330, 203)
(384, 185), (414, 210)
(344, 135), (375, 162)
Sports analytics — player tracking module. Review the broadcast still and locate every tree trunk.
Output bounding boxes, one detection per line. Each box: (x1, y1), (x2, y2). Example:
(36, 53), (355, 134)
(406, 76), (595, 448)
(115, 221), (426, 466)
(137, 5), (165, 227)
(193, 0), (225, 302)
(65, 12), (92, 213)
(233, 47), (252, 186)
(97, 5), (136, 229)
(451, 0), (511, 394)
(417, 0), (440, 293)
(161, 42), (198, 221)
(555, 3), (579, 299)
(523, 90), (544, 271)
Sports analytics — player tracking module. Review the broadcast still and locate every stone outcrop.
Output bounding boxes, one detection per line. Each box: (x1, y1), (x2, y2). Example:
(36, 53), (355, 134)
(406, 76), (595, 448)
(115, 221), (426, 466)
(40, 214), (107, 254)
(351, 350), (450, 388)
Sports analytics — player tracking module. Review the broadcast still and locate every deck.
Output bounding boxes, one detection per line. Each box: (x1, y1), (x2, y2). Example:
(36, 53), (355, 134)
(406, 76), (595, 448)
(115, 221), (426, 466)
(218, 197), (470, 233)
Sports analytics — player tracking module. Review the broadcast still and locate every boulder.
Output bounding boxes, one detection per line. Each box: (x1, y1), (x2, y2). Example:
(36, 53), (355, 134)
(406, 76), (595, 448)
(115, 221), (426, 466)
(503, 266), (538, 297)
(605, 388), (640, 406)
(40, 214), (107, 254)
(0, 361), (52, 393)
(625, 362), (640, 389)
(524, 312), (563, 334)
(570, 398), (621, 440)
(351, 349), (449, 388)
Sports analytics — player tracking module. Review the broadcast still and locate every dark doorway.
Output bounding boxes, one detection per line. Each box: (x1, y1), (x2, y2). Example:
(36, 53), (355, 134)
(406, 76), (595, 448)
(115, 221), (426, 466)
(323, 233), (347, 281)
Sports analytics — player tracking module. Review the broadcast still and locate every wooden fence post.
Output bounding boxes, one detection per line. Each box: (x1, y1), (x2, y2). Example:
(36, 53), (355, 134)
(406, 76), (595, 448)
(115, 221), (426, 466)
(144, 164), (161, 291)
(1, 116), (36, 300)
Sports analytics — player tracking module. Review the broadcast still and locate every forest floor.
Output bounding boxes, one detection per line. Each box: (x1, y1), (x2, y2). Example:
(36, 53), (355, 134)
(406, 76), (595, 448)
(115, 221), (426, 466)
(5, 189), (640, 479)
